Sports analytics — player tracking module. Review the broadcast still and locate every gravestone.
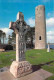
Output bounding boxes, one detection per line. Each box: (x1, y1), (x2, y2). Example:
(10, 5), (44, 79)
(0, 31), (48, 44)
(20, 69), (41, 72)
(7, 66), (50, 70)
(47, 43), (50, 52)
(9, 12), (32, 78)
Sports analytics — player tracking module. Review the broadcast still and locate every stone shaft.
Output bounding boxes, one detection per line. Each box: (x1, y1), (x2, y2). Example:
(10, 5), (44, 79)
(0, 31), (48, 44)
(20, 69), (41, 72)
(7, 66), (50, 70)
(16, 32), (19, 61)
(35, 5), (46, 49)
(16, 31), (25, 62)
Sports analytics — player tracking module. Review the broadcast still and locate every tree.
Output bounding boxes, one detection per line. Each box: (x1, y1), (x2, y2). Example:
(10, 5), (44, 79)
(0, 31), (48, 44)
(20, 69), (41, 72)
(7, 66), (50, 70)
(2, 32), (6, 44)
(25, 27), (35, 48)
(11, 32), (16, 50)
(8, 32), (16, 49)
(0, 30), (3, 43)
(8, 35), (12, 45)
(12, 32), (16, 43)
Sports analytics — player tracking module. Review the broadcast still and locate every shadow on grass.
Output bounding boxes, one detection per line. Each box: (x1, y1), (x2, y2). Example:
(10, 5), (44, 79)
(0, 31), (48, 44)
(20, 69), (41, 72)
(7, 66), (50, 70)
(32, 61), (54, 72)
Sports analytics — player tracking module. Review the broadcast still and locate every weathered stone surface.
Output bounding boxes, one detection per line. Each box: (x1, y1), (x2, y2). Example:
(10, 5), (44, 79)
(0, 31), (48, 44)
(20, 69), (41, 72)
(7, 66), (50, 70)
(9, 12), (30, 62)
(35, 5), (46, 49)
(10, 61), (32, 78)
(17, 12), (24, 21)
(9, 12), (32, 78)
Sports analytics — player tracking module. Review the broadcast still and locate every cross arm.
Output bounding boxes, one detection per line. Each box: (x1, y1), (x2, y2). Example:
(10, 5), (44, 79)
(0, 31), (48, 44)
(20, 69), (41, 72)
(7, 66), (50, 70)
(9, 21), (17, 31)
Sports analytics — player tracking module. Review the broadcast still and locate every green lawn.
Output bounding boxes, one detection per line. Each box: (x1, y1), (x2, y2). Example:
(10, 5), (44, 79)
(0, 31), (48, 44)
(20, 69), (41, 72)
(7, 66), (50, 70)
(42, 62), (54, 80)
(0, 49), (54, 79)
(26, 49), (54, 65)
(0, 51), (16, 68)
(46, 76), (54, 80)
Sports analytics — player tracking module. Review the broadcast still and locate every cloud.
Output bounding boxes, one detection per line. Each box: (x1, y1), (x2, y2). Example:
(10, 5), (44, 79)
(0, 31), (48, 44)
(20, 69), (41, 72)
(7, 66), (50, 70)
(47, 31), (54, 36)
(0, 28), (13, 37)
(46, 18), (54, 27)
(27, 17), (54, 27)
(0, 28), (13, 44)
(27, 18), (35, 27)
(47, 31), (54, 43)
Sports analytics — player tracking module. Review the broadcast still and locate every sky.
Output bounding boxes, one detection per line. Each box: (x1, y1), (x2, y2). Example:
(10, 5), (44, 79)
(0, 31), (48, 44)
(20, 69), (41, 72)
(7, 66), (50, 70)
(0, 0), (54, 43)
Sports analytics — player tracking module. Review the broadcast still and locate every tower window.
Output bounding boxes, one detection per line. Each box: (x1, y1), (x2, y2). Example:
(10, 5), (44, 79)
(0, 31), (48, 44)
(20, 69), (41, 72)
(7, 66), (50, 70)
(39, 36), (41, 40)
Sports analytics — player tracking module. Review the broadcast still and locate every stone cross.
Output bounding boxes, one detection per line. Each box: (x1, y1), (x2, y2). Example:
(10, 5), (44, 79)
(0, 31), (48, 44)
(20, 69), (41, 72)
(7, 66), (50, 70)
(9, 12), (30, 62)
(47, 43), (50, 52)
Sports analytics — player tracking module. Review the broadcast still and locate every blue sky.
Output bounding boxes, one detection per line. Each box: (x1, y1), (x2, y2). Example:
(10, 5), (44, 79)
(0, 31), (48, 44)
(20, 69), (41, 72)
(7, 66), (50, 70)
(0, 0), (54, 43)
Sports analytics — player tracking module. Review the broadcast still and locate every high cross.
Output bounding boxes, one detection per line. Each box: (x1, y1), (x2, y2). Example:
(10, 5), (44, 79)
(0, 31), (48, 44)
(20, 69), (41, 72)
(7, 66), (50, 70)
(9, 12), (30, 62)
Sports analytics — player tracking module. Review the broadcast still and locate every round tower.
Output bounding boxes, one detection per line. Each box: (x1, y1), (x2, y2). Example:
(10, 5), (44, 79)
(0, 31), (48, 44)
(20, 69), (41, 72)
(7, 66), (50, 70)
(35, 5), (46, 49)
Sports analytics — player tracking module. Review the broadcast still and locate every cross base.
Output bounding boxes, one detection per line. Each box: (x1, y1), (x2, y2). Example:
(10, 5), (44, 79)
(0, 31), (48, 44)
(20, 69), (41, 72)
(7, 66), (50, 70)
(10, 61), (32, 78)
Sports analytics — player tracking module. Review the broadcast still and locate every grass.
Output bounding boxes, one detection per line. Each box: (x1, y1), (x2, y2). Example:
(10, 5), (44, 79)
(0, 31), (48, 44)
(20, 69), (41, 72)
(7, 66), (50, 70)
(42, 62), (54, 80)
(26, 49), (54, 80)
(0, 51), (16, 68)
(26, 49), (54, 65)
(42, 62), (54, 74)
(46, 76), (54, 80)
(0, 49), (54, 79)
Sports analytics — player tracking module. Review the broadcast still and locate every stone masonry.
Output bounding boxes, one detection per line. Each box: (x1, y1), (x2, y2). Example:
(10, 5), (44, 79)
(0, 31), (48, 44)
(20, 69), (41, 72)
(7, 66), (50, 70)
(35, 5), (46, 49)
(9, 12), (32, 78)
